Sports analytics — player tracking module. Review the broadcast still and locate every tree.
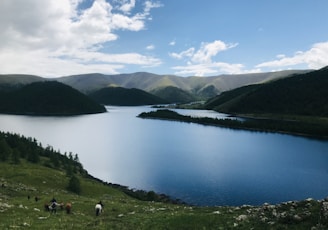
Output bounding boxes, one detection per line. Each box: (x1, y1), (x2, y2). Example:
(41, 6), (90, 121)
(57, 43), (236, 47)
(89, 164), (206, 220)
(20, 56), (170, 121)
(0, 139), (12, 161)
(73, 154), (79, 163)
(67, 175), (81, 195)
(27, 147), (40, 163)
(11, 148), (21, 164)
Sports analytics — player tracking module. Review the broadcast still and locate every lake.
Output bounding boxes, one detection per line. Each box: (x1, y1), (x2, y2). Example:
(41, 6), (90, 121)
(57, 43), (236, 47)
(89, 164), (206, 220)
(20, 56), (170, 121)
(1, 106), (328, 206)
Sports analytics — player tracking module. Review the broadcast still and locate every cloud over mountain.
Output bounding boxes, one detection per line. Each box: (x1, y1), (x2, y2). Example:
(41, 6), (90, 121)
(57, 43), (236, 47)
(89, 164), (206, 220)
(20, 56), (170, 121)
(256, 41), (328, 70)
(0, 0), (162, 77)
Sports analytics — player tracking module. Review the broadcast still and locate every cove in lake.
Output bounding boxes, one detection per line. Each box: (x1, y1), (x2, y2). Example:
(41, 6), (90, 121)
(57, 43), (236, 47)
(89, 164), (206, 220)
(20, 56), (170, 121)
(0, 106), (328, 206)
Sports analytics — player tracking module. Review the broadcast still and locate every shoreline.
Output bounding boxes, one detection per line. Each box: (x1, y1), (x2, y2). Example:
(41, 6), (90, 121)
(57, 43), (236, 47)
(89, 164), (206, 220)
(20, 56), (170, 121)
(138, 109), (328, 140)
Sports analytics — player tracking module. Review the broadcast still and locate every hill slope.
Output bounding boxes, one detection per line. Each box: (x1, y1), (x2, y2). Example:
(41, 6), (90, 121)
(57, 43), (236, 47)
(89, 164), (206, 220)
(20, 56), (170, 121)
(205, 67), (328, 117)
(88, 86), (168, 106)
(150, 86), (197, 103)
(0, 81), (106, 115)
(0, 74), (44, 86)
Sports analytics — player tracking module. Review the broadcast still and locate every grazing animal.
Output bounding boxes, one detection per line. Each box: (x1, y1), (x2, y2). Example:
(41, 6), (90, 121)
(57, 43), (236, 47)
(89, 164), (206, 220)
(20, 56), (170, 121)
(95, 203), (102, 216)
(44, 203), (50, 211)
(44, 203), (56, 213)
(50, 202), (57, 213)
(65, 203), (72, 214)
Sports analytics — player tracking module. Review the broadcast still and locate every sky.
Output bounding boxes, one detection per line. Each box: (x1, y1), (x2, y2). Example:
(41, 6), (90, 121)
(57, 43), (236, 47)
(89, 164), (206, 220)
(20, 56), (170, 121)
(1, 0), (328, 78)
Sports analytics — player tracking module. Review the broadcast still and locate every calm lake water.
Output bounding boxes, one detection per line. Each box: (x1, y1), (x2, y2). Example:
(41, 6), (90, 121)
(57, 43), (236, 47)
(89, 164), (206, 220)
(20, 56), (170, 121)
(1, 106), (328, 206)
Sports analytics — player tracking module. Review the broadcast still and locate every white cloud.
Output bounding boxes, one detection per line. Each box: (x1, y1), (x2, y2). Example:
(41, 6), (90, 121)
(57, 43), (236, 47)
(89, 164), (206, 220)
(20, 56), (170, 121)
(169, 48), (195, 59)
(146, 44), (155, 50)
(118, 0), (136, 14)
(144, 1), (163, 13)
(0, 0), (162, 77)
(192, 40), (238, 63)
(172, 62), (262, 77)
(111, 13), (145, 31)
(169, 40), (176, 46)
(170, 40), (241, 76)
(256, 41), (328, 69)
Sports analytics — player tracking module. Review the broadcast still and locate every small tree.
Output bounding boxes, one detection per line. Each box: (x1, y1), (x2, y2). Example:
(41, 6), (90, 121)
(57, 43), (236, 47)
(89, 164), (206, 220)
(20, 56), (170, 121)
(0, 139), (12, 161)
(67, 175), (81, 195)
(27, 148), (40, 163)
(11, 148), (21, 164)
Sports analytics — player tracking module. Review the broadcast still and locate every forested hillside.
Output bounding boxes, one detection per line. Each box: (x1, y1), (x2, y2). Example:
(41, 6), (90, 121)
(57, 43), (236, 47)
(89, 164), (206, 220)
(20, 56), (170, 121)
(88, 86), (168, 106)
(205, 66), (328, 117)
(0, 81), (106, 115)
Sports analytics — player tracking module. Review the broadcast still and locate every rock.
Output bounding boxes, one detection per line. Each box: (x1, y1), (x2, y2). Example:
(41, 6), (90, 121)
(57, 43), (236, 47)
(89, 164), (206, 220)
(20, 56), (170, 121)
(212, 210), (220, 214)
(293, 214), (302, 222)
(280, 211), (287, 218)
(261, 217), (268, 222)
(236, 214), (248, 221)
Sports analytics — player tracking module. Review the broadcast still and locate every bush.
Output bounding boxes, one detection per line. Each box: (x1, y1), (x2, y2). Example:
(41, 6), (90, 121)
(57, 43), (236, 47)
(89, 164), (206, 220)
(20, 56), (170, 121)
(67, 175), (81, 195)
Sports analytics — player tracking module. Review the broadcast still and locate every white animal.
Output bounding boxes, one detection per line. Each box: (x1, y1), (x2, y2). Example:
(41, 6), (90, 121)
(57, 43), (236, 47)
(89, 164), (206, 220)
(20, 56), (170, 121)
(95, 204), (102, 216)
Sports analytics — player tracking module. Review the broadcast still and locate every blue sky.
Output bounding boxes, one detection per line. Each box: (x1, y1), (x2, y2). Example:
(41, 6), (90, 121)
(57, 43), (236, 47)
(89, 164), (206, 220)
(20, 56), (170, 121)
(0, 0), (327, 77)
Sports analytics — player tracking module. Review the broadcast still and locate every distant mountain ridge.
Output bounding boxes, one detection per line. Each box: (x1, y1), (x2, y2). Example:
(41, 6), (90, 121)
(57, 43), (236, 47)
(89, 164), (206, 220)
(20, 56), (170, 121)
(57, 70), (310, 97)
(0, 69), (311, 103)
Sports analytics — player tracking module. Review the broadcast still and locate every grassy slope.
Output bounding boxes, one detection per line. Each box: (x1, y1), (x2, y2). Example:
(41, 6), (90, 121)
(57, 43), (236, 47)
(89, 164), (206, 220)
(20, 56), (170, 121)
(150, 86), (197, 103)
(1, 159), (328, 229)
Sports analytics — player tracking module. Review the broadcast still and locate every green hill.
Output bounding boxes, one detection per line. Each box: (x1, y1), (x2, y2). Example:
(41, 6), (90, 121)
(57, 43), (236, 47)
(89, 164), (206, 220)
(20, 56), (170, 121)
(0, 74), (44, 86)
(1, 132), (328, 229)
(150, 86), (197, 104)
(88, 86), (168, 106)
(205, 66), (328, 117)
(0, 81), (106, 115)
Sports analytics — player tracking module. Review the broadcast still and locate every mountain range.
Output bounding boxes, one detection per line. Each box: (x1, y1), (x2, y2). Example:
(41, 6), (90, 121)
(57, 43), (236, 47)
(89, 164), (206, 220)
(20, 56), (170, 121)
(0, 70), (310, 103)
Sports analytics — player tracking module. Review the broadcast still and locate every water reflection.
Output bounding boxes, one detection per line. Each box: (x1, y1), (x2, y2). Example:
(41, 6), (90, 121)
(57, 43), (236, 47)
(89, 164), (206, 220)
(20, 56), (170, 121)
(0, 106), (327, 206)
